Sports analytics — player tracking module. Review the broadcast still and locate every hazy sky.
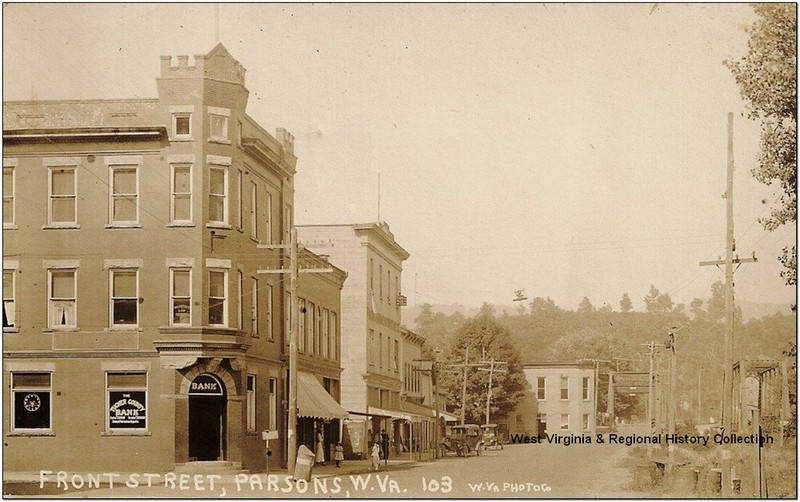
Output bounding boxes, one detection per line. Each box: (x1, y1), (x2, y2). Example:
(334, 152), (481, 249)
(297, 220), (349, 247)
(3, 3), (796, 312)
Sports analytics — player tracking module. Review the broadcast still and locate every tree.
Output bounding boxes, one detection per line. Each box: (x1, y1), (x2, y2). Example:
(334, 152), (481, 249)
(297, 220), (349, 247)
(439, 309), (529, 424)
(726, 4), (797, 286)
(643, 285), (674, 314)
(577, 296), (595, 314)
(619, 293), (633, 313)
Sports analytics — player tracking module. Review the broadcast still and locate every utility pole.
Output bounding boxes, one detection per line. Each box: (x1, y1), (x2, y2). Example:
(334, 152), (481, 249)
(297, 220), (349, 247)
(667, 328), (677, 473)
(461, 347), (469, 425)
(258, 228), (333, 475)
(699, 113), (757, 496)
(478, 357), (507, 425)
(697, 368), (702, 425)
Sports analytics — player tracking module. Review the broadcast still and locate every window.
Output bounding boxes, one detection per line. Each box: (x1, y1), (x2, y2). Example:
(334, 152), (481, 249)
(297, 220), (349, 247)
(208, 166), (228, 224)
(379, 264), (383, 300)
(249, 181), (258, 239)
(393, 339), (399, 372)
(582, 376), (590, 401)
(48, 269), (76, 328)
(171, 164), (192, 223)
(560, 413), (569, 431)
(322, 308), (329, 358)
(107, 372), (147, 432)
(330, 312), (338, 361)
(246, 375), (256, 432)
(537, 376), (546, 400)
(264, 193), (273, 244)
(237, 120), (243, 147)
(209, 112), (229, 142)
(298, 299), (306, 352)
(236, 170), (243, 230)
(170, 269), (191, 326)
(237, 270), (243, 329)
(387, 270), (391, 304)
(172, 113), (192, 139)
(110, 269), (138, 327)
(560, 376), (569, 400)
(4, 165), (14, 227)
(110, 165), (138, 224)
(3, 269), (15, 330)
(317, 306), (323, 355)
(12, 373), (51, 431)
(266, 284), (274, 341)
(283, 205), (292, 244)
(307, 301), (316, 354)
(378, 333), (384, 369)
(251, 277), (259, 337)
(582, 413), (590, 431)
(369, 329), (376, 367)
(208, 269), (227, 326)
(268, 378), (277, 430)
(48, 167), (77, 225)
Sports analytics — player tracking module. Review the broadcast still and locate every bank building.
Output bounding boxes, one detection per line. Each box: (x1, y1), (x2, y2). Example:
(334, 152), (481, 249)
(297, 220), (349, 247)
(2, 44), (349, 474)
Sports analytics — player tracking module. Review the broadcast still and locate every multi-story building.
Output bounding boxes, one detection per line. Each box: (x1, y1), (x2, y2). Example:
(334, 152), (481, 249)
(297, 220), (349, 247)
(399, 328), (438, 459)
(523, 362), (597, 436)
(297, 222), (410, 459)
(2, 43), (345, 474)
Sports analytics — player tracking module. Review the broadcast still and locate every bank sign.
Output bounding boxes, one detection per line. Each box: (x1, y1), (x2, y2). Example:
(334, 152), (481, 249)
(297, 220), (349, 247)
(108, 392), (147, 429)
(189, 374), (224, 396)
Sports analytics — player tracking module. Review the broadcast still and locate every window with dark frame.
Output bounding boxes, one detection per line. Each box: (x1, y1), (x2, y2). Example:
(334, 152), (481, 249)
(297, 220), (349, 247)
(107, 372), (147, 431)
(12, 372), (51, 431)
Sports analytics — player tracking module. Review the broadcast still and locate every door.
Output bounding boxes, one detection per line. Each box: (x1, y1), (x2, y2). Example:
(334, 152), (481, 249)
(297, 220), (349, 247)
(188, 373), (227, 461)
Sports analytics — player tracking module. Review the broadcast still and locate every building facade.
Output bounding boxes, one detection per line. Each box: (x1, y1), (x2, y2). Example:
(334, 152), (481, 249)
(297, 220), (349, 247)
(297, 222), (411, 459)
(2, 44), (344, 474)
(523, 362), (597, 436)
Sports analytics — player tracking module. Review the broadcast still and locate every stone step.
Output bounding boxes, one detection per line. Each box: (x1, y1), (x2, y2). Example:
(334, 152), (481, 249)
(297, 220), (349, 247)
(174, 461), (248, 475)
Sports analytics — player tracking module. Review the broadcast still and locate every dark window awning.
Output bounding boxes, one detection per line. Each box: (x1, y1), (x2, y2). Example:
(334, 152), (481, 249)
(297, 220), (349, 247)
(297, 372), (349, 420)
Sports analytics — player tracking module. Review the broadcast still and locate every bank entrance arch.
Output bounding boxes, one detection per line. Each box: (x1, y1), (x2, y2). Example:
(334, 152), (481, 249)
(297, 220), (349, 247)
(188, 373), (227, 461)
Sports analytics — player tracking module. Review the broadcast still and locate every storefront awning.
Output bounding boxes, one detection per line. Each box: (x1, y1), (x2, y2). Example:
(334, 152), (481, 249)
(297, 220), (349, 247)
(400, 401), (437, 421)
(367, 406), (413, 421)
(438, 410), (460, 422)
(297, 372), (349, 420)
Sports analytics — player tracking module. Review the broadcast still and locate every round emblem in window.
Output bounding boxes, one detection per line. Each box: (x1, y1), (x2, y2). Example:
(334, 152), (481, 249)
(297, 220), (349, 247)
(23, 394), (41, 412)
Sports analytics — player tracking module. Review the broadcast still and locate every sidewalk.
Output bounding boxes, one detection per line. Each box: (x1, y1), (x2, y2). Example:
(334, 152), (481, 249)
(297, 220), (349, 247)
(3, 457), (427, 497)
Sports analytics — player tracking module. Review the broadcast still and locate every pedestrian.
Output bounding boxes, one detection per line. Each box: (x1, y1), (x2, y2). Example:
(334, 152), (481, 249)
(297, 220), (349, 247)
(334, 442), (344, 468)
(316, 430), (326, 465)
(381, 429), (390, 462)
(371, 442), (381, 471)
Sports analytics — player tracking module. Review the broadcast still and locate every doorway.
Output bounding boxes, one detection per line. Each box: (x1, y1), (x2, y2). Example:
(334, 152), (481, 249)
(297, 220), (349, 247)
(188, 373), (227, 461)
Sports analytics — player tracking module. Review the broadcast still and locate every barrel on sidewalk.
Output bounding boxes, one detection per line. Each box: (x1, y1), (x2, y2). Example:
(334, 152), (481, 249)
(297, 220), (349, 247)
(293, 445), (316, 482)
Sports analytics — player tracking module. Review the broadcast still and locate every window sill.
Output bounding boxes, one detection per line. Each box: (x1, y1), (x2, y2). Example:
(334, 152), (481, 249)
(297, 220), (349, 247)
(3, 327), (20, 333)
(206, 223), (232, 230)
(44, 327), (78, 333)
(167, 222), (196, 228)
(208, 138), (231, 145)
(105, 327), (143, 332)
(250, 236), (260, 244)
(105, 223), (142, 229)
(170, 137), (194, 142)
(7, 431), (55, 437)
(3, 224), (18, 230)
(42, 224), (80, 230)
(101, 431), (151, 437)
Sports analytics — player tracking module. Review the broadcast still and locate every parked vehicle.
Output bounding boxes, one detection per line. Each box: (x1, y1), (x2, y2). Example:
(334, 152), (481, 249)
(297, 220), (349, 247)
(440, 424), (484, 457)
(481, 424), (503, 450)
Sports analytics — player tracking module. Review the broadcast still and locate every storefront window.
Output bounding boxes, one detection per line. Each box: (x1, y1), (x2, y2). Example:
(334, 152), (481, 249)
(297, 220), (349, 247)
(107, 372), (147, 431)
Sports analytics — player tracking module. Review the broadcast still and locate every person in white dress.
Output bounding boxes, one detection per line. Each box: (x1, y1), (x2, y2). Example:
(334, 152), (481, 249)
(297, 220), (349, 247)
(315, 430), (326, 465)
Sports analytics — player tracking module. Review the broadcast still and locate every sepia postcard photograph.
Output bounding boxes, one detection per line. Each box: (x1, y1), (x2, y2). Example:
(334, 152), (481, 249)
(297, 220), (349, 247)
(1, 2), (797, 498)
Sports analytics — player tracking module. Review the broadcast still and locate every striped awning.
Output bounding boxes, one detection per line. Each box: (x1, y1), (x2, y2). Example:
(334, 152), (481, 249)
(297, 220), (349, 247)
(297, 372), (349, 420)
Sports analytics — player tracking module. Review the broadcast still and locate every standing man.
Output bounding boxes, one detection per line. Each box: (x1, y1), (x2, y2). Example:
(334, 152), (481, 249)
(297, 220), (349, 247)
(381, 429), (390, 463)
